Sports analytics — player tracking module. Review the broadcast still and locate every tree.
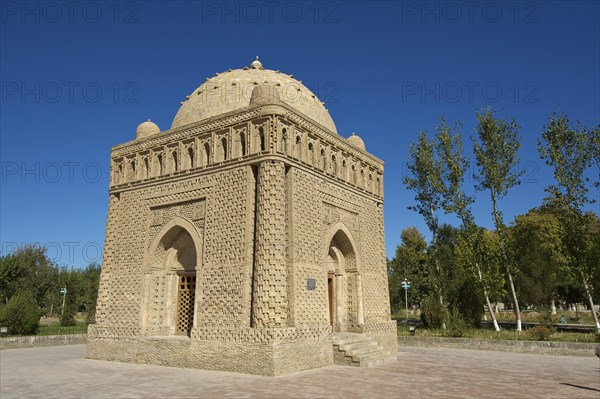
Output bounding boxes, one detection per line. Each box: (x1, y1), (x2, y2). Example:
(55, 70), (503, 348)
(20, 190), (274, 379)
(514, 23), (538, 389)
(510, 210), (565, 311)
(591, 125), (599, 190)
(0, 245), (57, 314)
(82, 263), (102, 323)
(403, 132), (448, 326)
(388, 227), (428, 314)
(435, 117), (503, 331)
(538, 112), (600, 332)
(472, 108), (524, 331)
(0, 254), (20, 304)
(454, 228), (504, 328)
(435, 224), (484, 328)
(0, 291), (40, 335)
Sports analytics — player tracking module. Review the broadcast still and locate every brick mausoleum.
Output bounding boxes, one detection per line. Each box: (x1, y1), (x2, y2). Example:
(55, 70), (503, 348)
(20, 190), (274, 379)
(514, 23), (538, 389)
(86, 57), (397, 375)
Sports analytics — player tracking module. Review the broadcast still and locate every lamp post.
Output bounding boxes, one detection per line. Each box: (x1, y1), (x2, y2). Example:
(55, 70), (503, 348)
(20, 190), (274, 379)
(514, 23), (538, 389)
(401, 280), (410, 326)
(60, 287), (67, 316)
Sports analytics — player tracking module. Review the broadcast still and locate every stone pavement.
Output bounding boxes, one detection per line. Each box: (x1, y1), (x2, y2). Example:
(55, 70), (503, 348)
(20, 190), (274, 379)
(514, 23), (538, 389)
(1, 344), (599, 398)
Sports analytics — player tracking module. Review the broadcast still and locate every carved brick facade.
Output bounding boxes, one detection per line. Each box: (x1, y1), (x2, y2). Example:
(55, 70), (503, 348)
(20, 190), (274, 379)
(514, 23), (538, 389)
(87, 58), (397, 375)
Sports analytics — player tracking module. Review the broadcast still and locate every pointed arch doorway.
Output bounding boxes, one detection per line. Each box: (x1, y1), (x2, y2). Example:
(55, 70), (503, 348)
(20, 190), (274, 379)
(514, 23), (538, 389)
(323, 223), (365, 332)
(141, 217), (203, 337)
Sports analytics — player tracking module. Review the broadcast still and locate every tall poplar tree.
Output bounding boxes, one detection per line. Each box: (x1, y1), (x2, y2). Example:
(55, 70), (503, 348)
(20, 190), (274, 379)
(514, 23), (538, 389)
(435, 117), (503, 331)
(472, 109), (524, 331)
(538, 113), (599, 332)
(403, 132), (447, 327)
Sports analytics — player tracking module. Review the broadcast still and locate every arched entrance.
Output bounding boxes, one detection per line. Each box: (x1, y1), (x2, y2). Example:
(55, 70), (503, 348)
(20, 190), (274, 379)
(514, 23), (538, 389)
(141, 217), (203, 337)
(323, 223), (365, 332)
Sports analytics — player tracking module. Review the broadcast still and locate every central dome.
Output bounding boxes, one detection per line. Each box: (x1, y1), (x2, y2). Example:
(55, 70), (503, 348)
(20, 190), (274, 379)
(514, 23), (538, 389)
(171, 58), (337, 134)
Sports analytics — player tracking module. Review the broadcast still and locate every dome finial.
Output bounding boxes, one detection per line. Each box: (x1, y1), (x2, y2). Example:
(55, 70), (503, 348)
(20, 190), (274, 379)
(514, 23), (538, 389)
(251, 56), (263, 69)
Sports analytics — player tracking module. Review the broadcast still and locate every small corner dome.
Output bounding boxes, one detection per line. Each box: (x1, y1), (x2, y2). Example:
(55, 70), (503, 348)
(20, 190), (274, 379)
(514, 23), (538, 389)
(347, 133), (366, 151)
(136, 119), (160, 139)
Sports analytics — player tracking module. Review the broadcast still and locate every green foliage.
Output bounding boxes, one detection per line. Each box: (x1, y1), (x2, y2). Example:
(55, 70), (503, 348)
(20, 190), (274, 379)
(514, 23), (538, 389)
(388, 227), (428, 313)
(83, 263), (101, 323)
(591, 125), (599, 190)
(60, 306), (77, 326)
(443, 306), (468, 337)
(537, 112), (594, 210)
(0, 291), (40, 335)
(528, 326), (553, 341)
(435, 225), (485, 327)
(420, 294), (446, 328)
(472, 108), (524, 327)
(510, 210), (565, 307)
(472, 108), (524, 207)
(434, 117), (474, 221)
(403, 131), (443, 235)
(0, 245), (102, 334)
(0, 245), (58, 311)
(538, 310), (558, 329)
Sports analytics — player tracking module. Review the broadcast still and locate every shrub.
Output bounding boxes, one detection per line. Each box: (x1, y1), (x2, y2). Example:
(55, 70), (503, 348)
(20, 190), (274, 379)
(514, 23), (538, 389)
(0, 292), (40, 335)
(444, 306), (467, 337)
(420, 295), (446, 328)
(60, 303), (77, 326)
(538, 311), (557, 328)
(528, 326), (553, 341)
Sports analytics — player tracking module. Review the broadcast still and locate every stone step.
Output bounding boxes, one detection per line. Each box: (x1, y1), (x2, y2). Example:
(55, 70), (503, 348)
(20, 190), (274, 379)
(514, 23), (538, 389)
(359, 354), (398, 368)
(337, 340), (378, 351)
(351, 350), (390, 363)
(345, 344), (385, 357)
(332, 335), (370, 346)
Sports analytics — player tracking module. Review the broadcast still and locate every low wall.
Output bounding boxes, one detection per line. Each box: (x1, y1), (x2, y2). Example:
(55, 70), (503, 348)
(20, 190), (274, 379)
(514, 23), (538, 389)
(398, 335), (598, 357)
(0, 334), (87, 350)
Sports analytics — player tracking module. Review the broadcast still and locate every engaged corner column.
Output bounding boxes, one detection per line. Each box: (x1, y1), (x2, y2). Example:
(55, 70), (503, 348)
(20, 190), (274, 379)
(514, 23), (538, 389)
(356, 273), (365, 326)
(251, 160), (288, 328)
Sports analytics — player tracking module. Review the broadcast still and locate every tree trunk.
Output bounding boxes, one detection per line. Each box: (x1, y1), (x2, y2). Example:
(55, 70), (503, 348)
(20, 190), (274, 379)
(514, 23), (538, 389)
(550, 299), (556, 315)
(491, 193), (522, 332)
(438, 293), (446, 330)
(506, 269), (522, 331)
(430, 205), (446, 330)
(476, 262), (500, 331)
(581, 273), (600, 333)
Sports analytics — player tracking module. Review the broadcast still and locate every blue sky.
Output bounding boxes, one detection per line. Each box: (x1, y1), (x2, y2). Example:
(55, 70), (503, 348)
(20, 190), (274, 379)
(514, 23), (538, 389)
(1, 1), (599, 268)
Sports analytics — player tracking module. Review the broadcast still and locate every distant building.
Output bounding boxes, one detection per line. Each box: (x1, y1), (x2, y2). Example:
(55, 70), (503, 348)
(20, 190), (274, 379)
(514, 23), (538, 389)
(86, 58), (397, 375)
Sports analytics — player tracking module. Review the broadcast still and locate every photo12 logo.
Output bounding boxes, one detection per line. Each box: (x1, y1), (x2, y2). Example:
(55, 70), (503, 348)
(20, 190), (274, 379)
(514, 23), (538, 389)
(199, 1), (340, 23)
(402, 160), (540, 184)
(1, 162), (103, 184)
(401, 81), (539, 104)
(1, 241), (104, 265)
(1, 81), (139, 104)
(187, 81), (339, 106)
(1, 1), (140, 24)
(400, 1), (540, 24)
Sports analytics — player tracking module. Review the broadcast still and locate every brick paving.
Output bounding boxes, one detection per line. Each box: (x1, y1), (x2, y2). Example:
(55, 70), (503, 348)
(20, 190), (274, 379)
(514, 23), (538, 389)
(1, 344), (599, 398)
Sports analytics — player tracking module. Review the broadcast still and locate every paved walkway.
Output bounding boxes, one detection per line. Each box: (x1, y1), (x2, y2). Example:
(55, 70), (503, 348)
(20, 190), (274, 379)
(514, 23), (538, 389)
(1, 345), (599, 398)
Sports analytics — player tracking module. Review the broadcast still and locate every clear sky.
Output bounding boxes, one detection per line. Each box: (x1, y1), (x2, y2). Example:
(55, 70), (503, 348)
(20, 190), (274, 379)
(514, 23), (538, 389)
(1, 1), (599, 268)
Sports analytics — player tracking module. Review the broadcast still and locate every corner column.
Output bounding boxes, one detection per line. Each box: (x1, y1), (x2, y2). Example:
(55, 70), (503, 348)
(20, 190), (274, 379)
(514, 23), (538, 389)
(356, 273), (365, 326)
(251, 161), (288, 327)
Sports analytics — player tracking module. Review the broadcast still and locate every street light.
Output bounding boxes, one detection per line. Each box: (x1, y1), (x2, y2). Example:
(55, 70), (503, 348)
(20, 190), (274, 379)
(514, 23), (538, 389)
(60, 287), (67, 316)
(401, 280), (410, 326)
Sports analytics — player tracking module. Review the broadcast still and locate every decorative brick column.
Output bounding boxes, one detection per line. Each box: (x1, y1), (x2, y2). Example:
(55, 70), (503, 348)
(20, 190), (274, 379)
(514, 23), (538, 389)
(251, 161), (288, 327)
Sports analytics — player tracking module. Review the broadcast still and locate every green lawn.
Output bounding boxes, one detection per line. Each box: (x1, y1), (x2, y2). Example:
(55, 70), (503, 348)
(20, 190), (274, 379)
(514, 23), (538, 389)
(396, 324), (599, 343)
